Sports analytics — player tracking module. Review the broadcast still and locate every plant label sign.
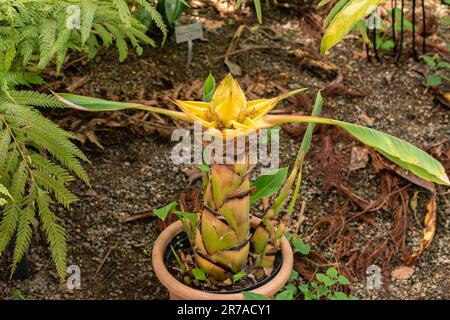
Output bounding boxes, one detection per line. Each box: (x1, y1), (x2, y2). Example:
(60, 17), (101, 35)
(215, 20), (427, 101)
(175, 23), (203, 65)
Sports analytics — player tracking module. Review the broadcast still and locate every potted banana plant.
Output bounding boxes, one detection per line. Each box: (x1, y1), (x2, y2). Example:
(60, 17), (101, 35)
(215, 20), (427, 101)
(56, 74), (449, 300)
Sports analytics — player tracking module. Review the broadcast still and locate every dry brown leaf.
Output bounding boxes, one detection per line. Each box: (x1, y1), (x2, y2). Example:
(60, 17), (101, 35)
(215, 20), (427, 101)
(391, 266), (414, 280)
(349, 146), (370, 171)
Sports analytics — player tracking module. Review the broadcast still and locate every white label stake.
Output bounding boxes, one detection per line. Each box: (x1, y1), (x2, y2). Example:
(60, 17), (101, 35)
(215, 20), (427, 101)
(175, 23), (203, 65)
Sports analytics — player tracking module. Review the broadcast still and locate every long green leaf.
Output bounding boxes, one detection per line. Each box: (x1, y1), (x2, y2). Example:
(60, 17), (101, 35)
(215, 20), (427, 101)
(321, 0), (388, 54)
(55, 93), (192, 122)
(263, 115), (450, 186)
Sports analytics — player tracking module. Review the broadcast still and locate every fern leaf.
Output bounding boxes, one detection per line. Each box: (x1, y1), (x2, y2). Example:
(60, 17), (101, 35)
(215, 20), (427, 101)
(115, 37), (128, 62)
(37, 189), (67, 280)
(11, 205), (33, 276)
(33, 169), (78, 208)
(37, 19), (56, 69)
(81, 0), (97, 45)
(30, 153), (74, 184)
(4, 103), (90, 185)
(0, 128), (11, 165)
(133, 0), (167, 41)
(3, 91), (66, 108)
(1, 72), (44, 87)
(112, 0), (132, 27)
(0, 161), (27, 254)
(93, 23), (112, 47)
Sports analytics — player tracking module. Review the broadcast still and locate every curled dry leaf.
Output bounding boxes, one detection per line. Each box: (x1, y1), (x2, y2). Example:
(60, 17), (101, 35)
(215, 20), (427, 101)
(391, 266), (414, 280)
(349, 146), (370, 171)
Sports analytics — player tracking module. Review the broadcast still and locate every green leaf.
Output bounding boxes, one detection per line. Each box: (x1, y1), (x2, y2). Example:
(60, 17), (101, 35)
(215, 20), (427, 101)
(232, 271), (246, 283)
(317, 284), (329, 295)
(326, 267), (338, 278)
(10, 288), (25, 300)
(192, 268), (207, 281)
(334, 291), (349, 300)
(316, 273), (335, 286)
(153, 201), (177, 220)
(165, 0), (183, 25)
(321, 0), (387, 54)
(253, 0), (263, 24)
(170, 245), (186, 272)
(292, 238), (311, 255)
(242, 292), (270, 300)
(380, 39), (395, 51)
(289, 270), (299, 281)
(425, 75), (442, 87)
(250, 167), (288, 205)
(203, 73), (216, 102)
(197, 163), (210, 172)
(175, 211), (197, 226)
(323, 0), (350, 27)
(284, 283), (298, 295)
(337, 275), (351, 285)
(275, 290), (294, 300)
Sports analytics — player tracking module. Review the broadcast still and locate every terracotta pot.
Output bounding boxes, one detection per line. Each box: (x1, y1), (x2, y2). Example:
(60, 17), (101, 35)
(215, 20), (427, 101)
(152, 217), (294, 300)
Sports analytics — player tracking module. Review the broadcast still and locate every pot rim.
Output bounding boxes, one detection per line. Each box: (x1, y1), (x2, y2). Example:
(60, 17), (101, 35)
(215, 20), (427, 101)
(152, 217), (294, 300)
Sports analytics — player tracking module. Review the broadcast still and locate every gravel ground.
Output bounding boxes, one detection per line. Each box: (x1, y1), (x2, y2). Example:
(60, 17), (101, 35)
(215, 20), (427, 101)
(0, 1), (448, 300)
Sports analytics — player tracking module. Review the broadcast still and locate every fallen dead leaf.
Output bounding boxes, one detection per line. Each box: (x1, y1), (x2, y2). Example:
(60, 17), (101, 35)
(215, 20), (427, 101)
(391, 266), (414, 280)
(349, 146), (370, 171)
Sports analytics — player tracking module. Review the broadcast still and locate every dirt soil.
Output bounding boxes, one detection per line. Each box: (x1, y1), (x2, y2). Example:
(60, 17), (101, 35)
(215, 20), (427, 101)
(1, 1), (449, 300)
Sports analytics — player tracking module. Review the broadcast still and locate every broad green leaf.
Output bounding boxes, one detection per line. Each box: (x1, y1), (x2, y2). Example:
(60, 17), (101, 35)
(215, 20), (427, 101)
(326, 267), (338, 278)
(165, 0), (183, 25)
(242, 291), (270, 300)
(192, 268), (207, 281)
(290, 270), (299, 281)
(275, 290), (294, 300)
(203, 73), (216, 102)
(292, 238), (311, 255)
(324, 0), (350, 27)
(250, 167), (288, 205)
(425, 75), (442, 87)
(316, 273), (335, 286)
(266, 114), (450, 186)
(333, 291), (349, 300)
(153, 201), (177, 220)
(175, 211), (197, 226)
(337, 275), (351, 285)
(321, 0), (388, 54)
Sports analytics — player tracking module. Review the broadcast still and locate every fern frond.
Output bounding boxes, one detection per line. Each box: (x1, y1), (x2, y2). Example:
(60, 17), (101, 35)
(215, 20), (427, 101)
(37, 189), (67, 280)
(33, 169), (78, 208)
(93, 23), (112, 47)
(133, 0), (167, 41)
(2, 91), (66, 108)
(37, 19), (56, 69)
(1, 72), (44, 87)
(115, 37), (128, 62)
(0, 161), (27, 254)
(81, 0), (97, 45)
(4, 103), (90, 185)
(30, 153), (74, 184)
(11, 205), (34, 276)
(113, 0), (132, 27)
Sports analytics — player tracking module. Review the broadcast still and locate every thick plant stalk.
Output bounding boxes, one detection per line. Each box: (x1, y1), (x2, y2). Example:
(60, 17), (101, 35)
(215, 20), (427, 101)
(194, 154), (253, 281)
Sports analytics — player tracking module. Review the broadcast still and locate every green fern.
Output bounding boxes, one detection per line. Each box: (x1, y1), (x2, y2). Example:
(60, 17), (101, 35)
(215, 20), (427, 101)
(0, 0), (168, 281)
(0, 0), (166, 72)
(0, 72), (89, 279)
